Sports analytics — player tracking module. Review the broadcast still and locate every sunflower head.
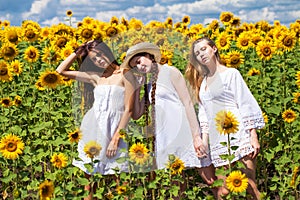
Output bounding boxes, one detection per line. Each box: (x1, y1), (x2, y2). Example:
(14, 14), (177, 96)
(226, 170), (248, 193)
(293, 92), (300, 104)
(167, 156), (185, 175)
(1, 97), (12, 107)
(0, 133), (25, 160)
(39, 180), (54, 199)
(282, 109), (297, 123)
(38, 70), (62, 89)
(83, 141), (102, 159)
(225, 51), (244, 68)
(116, 185), (127, 195)
(215, 110), (239, 135)
(51, 153), (68, 169)
(129, 142), (150, 165)
(247, 68), (260, 76)
(66, 10), (73, 17)
(68, 129), (82, 143)
(13, 95), (22, 106)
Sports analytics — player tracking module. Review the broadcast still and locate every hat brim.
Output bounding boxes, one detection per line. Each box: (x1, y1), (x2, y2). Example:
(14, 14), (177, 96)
(120, 42), (161, 69)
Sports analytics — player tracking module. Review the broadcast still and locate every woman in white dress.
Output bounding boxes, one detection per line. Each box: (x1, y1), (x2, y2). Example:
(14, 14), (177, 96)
(56, 40), (137, 199)
(121, 42), (217, 197)
(185, 37), (265, 199)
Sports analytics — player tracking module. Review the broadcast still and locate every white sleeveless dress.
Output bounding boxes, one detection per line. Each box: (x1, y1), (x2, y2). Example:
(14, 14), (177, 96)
(150, 64), (204, 169)
(72, 84), (128, 175)
(198, 68), (265, 167)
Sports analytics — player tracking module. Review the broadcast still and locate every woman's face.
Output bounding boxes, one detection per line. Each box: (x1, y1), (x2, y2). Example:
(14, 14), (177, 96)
(88, 50), (110, 69)
(129, 54), (153, 74)
(193, 40), (217, 65)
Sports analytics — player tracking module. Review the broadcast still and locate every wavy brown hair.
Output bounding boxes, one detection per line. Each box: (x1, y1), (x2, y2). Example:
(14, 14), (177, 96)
(185, 37), (221, 102)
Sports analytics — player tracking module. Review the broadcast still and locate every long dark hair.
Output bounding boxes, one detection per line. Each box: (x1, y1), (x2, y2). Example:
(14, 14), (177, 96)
(76, 40), (119, 109)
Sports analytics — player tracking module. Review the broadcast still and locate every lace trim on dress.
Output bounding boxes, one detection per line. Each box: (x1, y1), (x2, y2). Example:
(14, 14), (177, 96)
(242, 112), (265, 130)
(199, 120), (209, 134)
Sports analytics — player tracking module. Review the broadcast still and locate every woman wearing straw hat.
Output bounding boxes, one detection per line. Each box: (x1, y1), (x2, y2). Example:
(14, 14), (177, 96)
(121, 42), (218, 197)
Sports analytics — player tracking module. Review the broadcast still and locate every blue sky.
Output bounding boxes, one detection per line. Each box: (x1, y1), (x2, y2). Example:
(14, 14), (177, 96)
(1, 0), (299, 27)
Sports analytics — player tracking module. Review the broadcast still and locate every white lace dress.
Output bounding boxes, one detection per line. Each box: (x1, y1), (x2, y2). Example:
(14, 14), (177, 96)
(198, 68), (265, 167)
(150, 64), (203, 169)
(72, 85), (128, 175)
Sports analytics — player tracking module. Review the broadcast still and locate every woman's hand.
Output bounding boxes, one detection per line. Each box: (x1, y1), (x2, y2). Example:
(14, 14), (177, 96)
(250, 129), (260, 159)
(106, 139), (119, 158)
(193, 135), (208, 159)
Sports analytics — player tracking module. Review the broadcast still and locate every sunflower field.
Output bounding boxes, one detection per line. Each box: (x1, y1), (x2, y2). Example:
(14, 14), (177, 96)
(0, 11), (300, 199)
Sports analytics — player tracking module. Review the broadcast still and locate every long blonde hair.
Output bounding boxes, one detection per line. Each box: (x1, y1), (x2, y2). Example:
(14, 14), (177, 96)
(185, 37), (221, 102)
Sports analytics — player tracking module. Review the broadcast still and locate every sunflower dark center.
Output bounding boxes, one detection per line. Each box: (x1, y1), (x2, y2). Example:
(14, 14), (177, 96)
(25, 30), (36, 39)
(136, 150), (144, 158)
(8, 32), (18, 43)
(106, 27), (118, 37)
(224, 15), (231, 22)
(4, 47), (16, 57)
(223, 122), (233, 129)
(7, 142), (17, 152)
(42, 186), (49, 195)
(28, 50), (37, 59)
(283, 37), (293, 47)
(286, 113), (293, 118)
(220, 38), (227, 46)
(233, 179), (242, 187)
(230, 56), (240, 64)
(71, 132), (78, 139)
(57, 38), (67, 48)
(2, 99), (10, 105)
(0, 68), (8, 75)
(44, 74), (58, 84)
(82, 29), (93, 39)
(241, 40), (249, 46)
(262, 47), (271, 56)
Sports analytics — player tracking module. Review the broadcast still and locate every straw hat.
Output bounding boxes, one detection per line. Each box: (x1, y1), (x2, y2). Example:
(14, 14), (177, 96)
(121, 42), (161, 69)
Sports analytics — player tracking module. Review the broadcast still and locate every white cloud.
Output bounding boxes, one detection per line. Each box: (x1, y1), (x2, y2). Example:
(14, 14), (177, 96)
(22, 0), (52, 19)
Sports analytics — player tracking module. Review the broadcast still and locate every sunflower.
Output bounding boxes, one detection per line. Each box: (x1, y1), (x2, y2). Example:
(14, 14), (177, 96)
(277, 31), (297, 52)
(215, 110), (239, 135)
(128, 18), (143, 31)
(68, 128), (82, 143)
(182, 15), (191, 25)
(225, 50), (244, 68)
(282, 109), (297, 123)
(129, 142), (150, 165)
(66, 10), (73, 17)
(226, 170), (248, 193)
(61, 75), (74, 86)
(108, 16), (118, 26)
(160, 49), (173, 65)
(77, 24), (95, 42)
(82, 16), (95, 25)
(13, 95), (22, 106)
(0, 42), (18, 60)
(22, 26), (39, 42)
(116, 185), (127, 195)
(118, 129), (126, 140)
(0, 134), (25, 160)
(262, 112), (268, 124)
(230, 17), (241, 27)
(247, 68), (260, 76)
(216, 32), (231, 51)
(35, 80), (46, 91)
(104, 24), (119, 38)
(84, 141), (102, 159)
(38, 70), (62, 89)
(1, 97), (12, 107)
(236, 32), (253, 51)
(2, 26), (20, 44)
(2, 20), (10, 28)
(60, 45), (74, 60)
(40, 27), (52, 41)
(220, 12), (234, 26)
(51, 153), (68, 169)
(51, 33), (71, 49)
(296, 71), (300, 88)
(24, 46), (40, 63)
(39, 180), (54, 200)
(293, 92), (300, 104)
(256, 41), (275, 61)
(0, 60), (13, 82)
(10, 60), (23, 76)
(167, 157), (185, 175)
